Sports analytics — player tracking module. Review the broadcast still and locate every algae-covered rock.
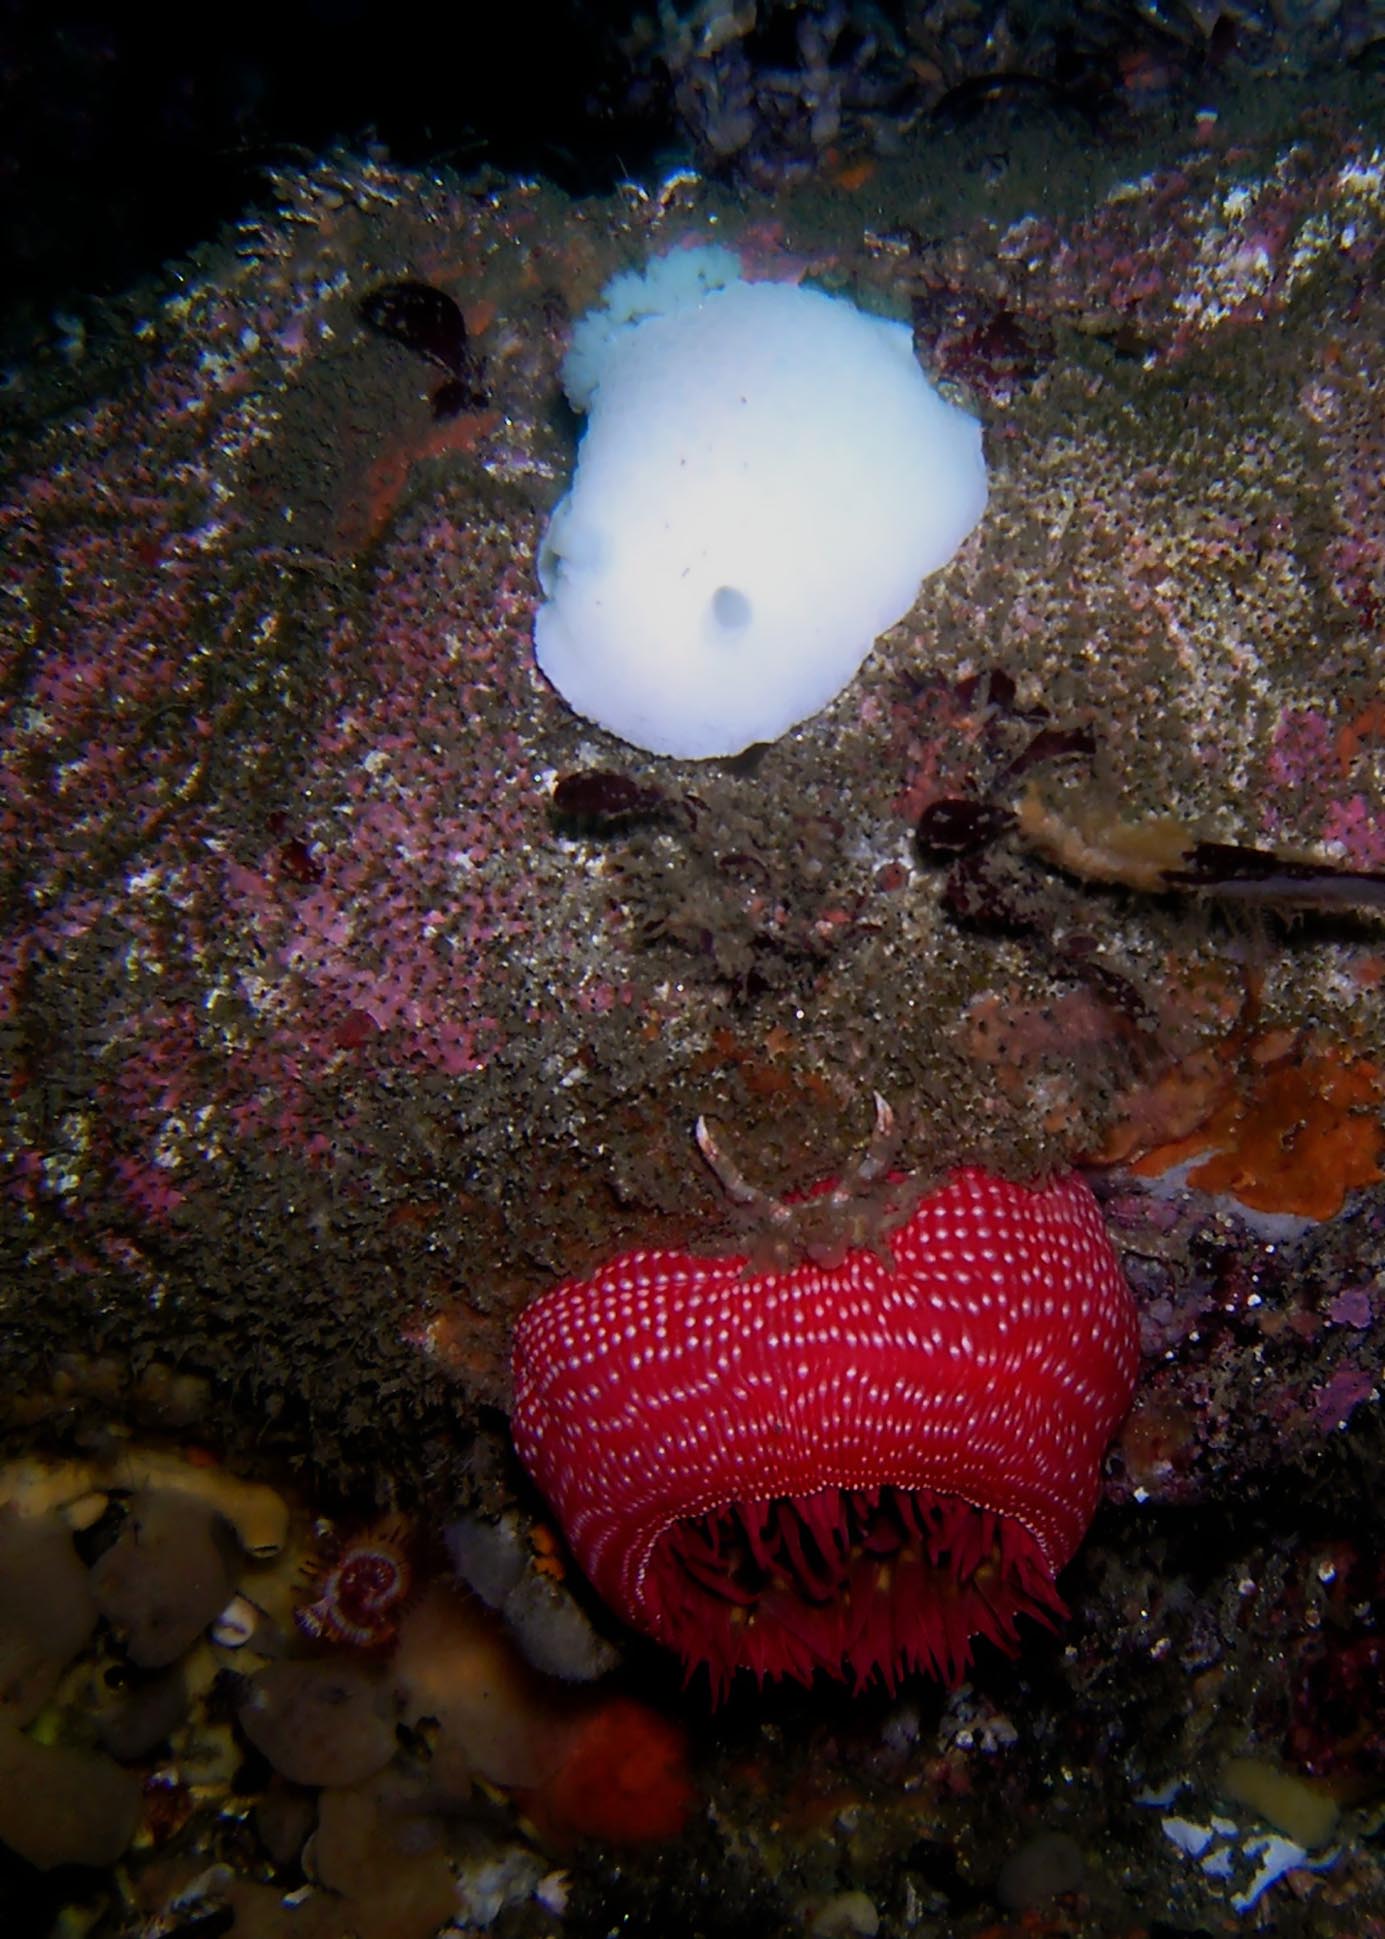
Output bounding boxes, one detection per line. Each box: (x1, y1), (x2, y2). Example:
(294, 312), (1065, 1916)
(0, 1510), (98, 1723)
(237, 1659), (398, 1788)
(0, 1715), (142, 1869)
(90, 1489), (238, 1668)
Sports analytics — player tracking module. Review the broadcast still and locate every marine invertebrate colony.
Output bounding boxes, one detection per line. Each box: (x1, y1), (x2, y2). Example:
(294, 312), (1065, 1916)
(534, 246), (986, 757)
(511, 1167), (1138, 1696)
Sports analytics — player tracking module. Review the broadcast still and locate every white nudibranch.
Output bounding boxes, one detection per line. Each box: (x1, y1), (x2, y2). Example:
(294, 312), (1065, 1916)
(534, 246), (988, 760)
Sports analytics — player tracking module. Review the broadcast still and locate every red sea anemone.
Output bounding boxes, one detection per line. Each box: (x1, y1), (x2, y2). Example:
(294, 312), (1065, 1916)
(511, 1165), (1138, 1697)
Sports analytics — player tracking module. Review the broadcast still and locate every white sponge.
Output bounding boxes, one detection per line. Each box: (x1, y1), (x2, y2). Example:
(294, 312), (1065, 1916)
(534, 253), (987, 759)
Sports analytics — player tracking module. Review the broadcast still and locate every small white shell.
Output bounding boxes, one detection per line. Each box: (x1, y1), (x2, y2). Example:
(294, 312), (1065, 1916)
(211, 1593), (261, 1648)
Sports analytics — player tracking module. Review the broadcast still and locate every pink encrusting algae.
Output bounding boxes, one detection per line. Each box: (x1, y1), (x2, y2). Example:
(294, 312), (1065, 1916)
(512, 1167), (1139, 1697)
(213, 514), (541, 1080)
(0, 164), (581, 1260)
(984, 136), (1385, 363)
